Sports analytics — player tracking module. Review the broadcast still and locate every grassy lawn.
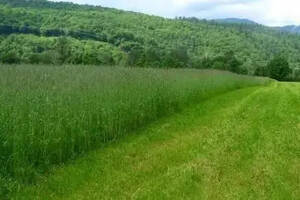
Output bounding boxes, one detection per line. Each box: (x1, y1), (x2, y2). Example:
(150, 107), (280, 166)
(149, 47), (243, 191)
(11, 82), (300, 200)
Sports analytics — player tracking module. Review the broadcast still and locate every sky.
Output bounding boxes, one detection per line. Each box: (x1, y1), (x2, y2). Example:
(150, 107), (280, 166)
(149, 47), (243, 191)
(51, 0), (300, 26)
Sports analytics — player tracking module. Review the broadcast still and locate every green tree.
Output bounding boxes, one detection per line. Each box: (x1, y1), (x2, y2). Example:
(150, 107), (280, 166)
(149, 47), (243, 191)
(120, 42), (145, 66)
(212, 51), (243, 73)
(1, 51), (20, 64)
(254, 66), (269, 77)
(225, 51), (243, 73)
(144, 46), (161, 68)
(164, 46), (189, 68)
(55, 36), (71, 64)
(267, 55), (291, 81)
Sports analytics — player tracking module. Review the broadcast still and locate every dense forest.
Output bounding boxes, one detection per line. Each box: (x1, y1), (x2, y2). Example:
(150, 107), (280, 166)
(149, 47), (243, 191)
(1, 0), (300, 80)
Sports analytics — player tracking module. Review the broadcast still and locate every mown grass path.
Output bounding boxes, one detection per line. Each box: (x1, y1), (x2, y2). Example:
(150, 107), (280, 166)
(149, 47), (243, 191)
(13, 83), (300, 200)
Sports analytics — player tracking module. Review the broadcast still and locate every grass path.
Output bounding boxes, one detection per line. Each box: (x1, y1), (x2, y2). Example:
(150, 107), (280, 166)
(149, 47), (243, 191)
(13, 83), (300, 200)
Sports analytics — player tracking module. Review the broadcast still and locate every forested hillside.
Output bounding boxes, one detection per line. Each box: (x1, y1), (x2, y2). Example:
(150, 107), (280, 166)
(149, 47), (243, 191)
(1, 0), (300, 78)
(213, 18), (258, 25)
(279, 25), (300, 34)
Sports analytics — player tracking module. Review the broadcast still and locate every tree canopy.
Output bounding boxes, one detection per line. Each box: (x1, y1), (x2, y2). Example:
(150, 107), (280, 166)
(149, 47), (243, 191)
(267, 55), (291, 81)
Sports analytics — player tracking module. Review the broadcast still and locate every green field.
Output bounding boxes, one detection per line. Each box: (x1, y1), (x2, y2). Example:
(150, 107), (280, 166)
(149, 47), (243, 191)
(0, 65), (271, 198)
(1, 1), (300, 199)
(9, 81), (300, 200)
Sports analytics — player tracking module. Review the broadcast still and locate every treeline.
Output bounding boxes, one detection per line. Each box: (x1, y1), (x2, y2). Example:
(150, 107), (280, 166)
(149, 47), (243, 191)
(0, 0), (88, 10)
(0, 34), (296, 80)
(254, 55), (292, 81)
(0, 34), (125, 66)
(0, 25), (108, 41)
(0, 34), (248, 74)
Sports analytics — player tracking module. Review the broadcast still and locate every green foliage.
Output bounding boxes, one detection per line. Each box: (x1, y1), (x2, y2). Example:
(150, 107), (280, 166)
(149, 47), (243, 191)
(291, 67), (300, 81)
(1, 51), (20, 64)
(254, 65), (269, 77)
(164, 46), (189, 68)
(212, 51), (243, 73)
(267, 55), (291, 81)
(0, 0), (300, 75)
(54, 36), (70, 64)
(0, 34), (125, 65)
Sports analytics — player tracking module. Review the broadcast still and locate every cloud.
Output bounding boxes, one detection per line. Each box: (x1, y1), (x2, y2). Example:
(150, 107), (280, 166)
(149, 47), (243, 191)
(50, 0), (300, 26)
(262, 0), (300, 26)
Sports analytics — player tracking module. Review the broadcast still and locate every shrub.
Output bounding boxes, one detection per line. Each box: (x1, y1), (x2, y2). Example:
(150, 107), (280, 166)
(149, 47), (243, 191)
(267, 55), (291, 81)
(1, 51), (20, 64)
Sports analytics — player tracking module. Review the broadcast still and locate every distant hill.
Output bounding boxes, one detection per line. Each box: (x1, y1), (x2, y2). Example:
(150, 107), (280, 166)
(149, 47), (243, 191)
(213, 18), (258, 25)
(278, 25), (300, 34)
(214, 18), (300, 35)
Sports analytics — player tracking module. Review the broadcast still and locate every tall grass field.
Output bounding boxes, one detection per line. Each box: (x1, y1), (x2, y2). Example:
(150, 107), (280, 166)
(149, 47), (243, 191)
(0, 65), (270, 191)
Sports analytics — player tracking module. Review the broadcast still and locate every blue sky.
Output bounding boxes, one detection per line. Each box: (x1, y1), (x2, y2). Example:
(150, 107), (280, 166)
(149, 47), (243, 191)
(51, 0), (300, 26)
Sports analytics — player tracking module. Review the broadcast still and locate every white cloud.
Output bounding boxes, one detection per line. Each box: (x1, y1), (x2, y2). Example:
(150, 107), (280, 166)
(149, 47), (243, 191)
(262, 0), (300, 26)
(50, 0), (300, 26)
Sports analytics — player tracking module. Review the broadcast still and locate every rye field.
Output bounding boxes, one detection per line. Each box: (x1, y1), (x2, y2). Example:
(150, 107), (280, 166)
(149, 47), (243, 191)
(12, 82), (300, 200)
(0, 65), (270, 198)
